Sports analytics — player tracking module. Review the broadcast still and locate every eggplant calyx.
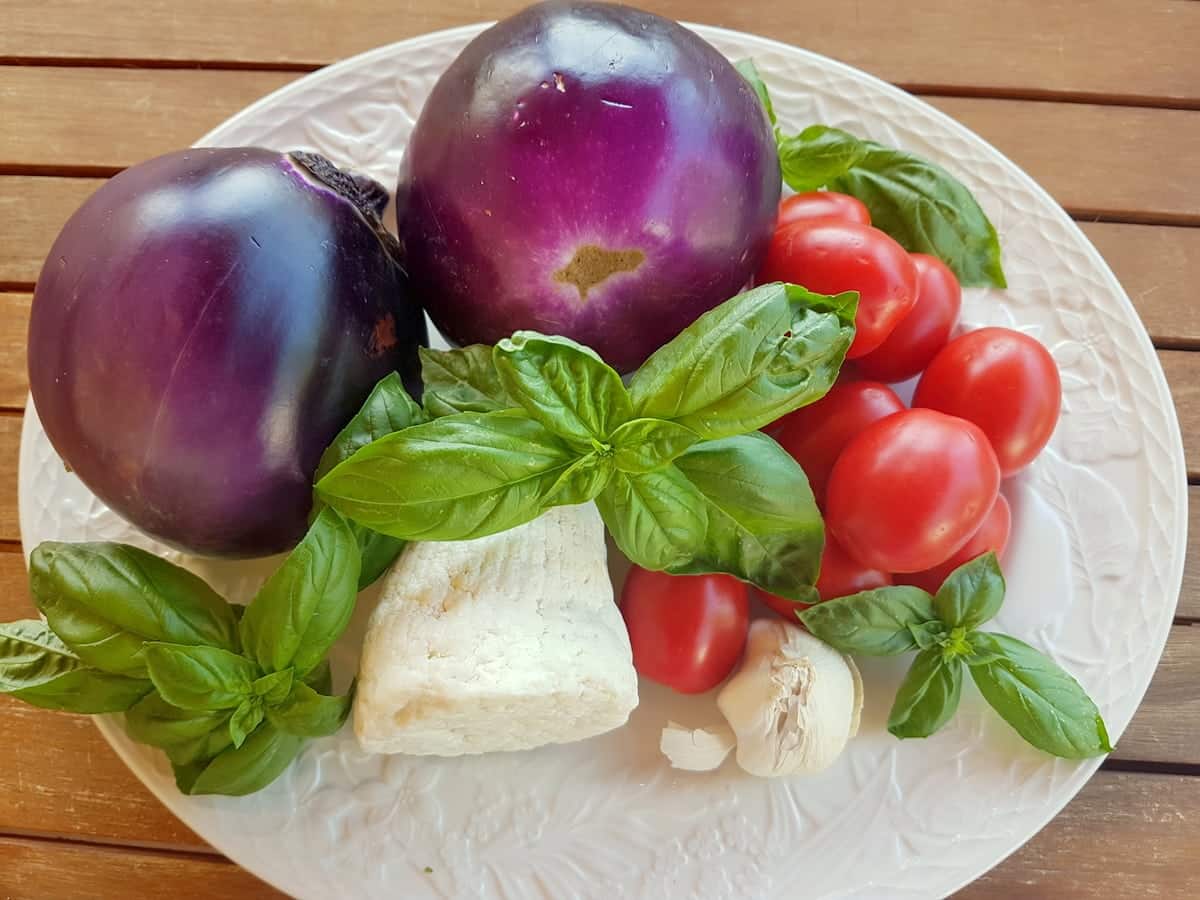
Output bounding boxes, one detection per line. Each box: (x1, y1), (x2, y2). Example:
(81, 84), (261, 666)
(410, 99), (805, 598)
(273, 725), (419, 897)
(288, 151), (404, 264)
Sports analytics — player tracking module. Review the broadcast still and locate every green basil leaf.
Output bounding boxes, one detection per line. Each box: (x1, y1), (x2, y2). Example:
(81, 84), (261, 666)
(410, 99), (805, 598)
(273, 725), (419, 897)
(628, 283), (855, 439)
(252, 669), (294, 705)
(185, 721), (304, 797)
(494, 332), (632, 447)
(172, 759), (207, 794)
(317, 411), (579, 541)
(29, 542), (240, 677)
(828, 140), (1006, 287)
(267, 681), (353, 738)
(349, 522), (405, 591)
(0, 619), (151, 713)
(799, 586), (937, 656)
(239, 507), (360, 677)
(546, 452), (615, 505)
(777, 125), (869, 193)
(735, 58), (775, 127)
(908, 620), (948, 651)
(302, 660), (333, 695)
(144, 643), (258, 711)
(419, 345), (514, 417)
(229, 698), (265, 749)
(314, 372), (426, 482)
(596, 469), (708, 572)
(124, 692), (233, 766)
(610, 418), (701, 474)
(888, 648), (963, 739)
(961, 633), (1005, 667)
(933, 551), (1005, 630)
(969, 633), (1112, 758)
(667, 432), (823, 602)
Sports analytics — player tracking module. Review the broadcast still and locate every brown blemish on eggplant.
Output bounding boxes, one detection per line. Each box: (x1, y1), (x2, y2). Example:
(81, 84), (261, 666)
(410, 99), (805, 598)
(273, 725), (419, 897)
(369, 313), (398, 356)
(554, 245), (645, 300)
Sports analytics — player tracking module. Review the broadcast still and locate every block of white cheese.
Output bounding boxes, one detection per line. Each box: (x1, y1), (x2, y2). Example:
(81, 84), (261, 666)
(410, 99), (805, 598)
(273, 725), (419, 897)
(354, 502), (638, 755)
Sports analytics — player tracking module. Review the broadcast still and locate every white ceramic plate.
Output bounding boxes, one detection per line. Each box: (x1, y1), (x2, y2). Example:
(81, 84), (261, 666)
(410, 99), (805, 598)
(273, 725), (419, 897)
(18, 22), (1187, 900)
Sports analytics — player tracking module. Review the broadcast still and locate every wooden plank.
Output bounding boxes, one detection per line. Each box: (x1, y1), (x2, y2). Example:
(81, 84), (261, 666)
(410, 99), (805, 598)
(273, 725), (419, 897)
(0, 176), (103, 287)
(961, 771), (1200, 898)
(0, 68), (295, 173)
(927, 97), (1200, 225)
(1, 771), (1195, 899)
(1186, 488), (1200, 621)
(2, 0), (1198, 106)
(3, 74), (1199, 220)
(1111, 625), (1200, 766)
(0, 294), (30, 409)
(1160, 351), (1200, 482)
(1080, 223), (1200, 348)
(0, 836), (285, 900)
(0, 415), (20, 540)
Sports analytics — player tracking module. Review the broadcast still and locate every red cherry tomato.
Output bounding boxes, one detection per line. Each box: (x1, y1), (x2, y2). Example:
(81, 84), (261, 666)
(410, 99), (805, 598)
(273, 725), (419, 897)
(914, 327), (1061, 476)
(826, 408), (1001, 573)
(620, 567), (749, 694)
(756, 535), (892, 619)
(773, 380), (905, 505)
(777, 191), (871, 228)
(758, 220), (919, 358)
(856, 254), (962, 383)
(900, 494), (1012, 594)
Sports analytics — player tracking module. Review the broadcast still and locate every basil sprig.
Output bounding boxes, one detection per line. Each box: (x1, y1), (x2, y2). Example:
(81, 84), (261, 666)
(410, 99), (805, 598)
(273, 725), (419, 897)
(738, 60), (1006, 288)
(318, 282), (852, 599)
(801, 553), (1112, 758)
(3, 508), (361, 797)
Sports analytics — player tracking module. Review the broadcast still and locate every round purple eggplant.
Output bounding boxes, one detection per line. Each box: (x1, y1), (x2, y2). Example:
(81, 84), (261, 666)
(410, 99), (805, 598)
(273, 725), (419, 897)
(396, 0), (780, 372)
(28, 148), (426, 558)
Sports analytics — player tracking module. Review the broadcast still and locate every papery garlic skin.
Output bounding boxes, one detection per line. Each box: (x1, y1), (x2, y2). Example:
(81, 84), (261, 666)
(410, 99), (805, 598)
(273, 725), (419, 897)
(717, 619), (863, 776)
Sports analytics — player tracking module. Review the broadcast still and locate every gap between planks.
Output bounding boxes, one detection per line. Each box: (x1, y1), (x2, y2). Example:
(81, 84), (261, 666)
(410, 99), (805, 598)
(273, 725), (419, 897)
(2, 54), (1198, 111)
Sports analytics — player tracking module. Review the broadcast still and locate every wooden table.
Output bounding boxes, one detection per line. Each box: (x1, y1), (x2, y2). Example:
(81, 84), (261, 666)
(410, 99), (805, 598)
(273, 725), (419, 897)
(1, 1), (1198, 897)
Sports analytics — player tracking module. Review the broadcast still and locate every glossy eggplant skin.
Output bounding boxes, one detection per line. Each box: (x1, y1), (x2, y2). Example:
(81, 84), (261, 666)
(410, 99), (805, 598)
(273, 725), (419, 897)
(28, 147), (426, 558)
(397, 0), (780, 373)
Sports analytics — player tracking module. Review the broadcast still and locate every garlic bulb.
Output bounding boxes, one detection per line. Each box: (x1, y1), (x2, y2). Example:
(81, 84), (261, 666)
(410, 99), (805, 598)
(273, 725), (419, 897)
(660, 721), (737, 771)
(717, 619), (863, 777)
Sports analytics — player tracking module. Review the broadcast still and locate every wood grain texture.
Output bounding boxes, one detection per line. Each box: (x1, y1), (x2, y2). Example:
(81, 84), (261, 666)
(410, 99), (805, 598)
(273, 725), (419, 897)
(960, 771), (1200, 898)
(0, 176), (103, 287)
(1111, 625), (1200, 766)
(0, 836), (286, 900)
(0, 294), (30, 409)
(0, 67), (294, 173)
(3, 70), (1200, 224)
(1160, 351), (1200, 481)
(0, 416), (21, 540)
(925, 97), (1200, 224)
(2, 0), (1199, 106)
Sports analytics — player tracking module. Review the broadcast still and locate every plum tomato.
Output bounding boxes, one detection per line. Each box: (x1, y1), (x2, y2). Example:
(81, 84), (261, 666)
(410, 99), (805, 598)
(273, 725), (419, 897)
(900, 494), (1012, 594)
(914, 327), (1061, 476)
(777, 191), (871, 228)
(825, 408), (1001, 573)
(856, 253), (962, 383)
(757, 219), (919, 358)
(773, 380), (905, 505)
(620, 567), (749, 694)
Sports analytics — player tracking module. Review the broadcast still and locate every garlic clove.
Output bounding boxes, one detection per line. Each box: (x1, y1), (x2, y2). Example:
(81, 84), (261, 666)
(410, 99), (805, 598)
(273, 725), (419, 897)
(717, 619), (861, 777)
(660, 720), (737, 771)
